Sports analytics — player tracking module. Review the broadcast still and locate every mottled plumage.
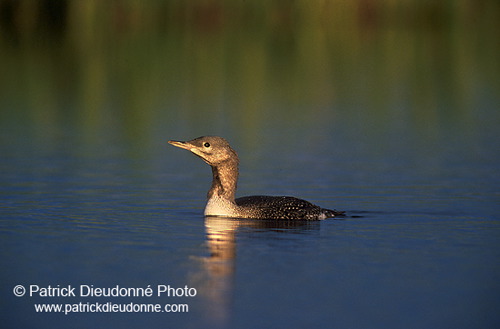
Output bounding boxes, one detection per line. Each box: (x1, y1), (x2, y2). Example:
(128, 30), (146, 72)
(236, 196), (344, 220)
(168, 136), (344, 220)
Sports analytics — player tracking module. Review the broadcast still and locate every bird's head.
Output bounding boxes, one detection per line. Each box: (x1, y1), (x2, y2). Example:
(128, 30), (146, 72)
(168, 136), (238, 166)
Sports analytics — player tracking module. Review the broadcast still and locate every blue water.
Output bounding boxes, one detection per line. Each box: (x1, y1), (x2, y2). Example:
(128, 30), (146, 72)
(1, 2), (499, 327)
(1, 105), (499, 329)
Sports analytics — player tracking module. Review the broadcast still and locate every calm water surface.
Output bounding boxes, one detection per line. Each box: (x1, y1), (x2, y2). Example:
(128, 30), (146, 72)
(1, 2), (500, 328)
(1, 113), (499, 328)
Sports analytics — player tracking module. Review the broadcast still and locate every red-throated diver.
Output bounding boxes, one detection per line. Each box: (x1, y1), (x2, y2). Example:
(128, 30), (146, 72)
(168, 136), (345, 220)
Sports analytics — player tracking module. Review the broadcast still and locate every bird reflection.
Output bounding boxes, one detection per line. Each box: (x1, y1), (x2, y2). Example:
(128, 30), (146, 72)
(189, 217), (238, 326)
(190, 216), (319, 327)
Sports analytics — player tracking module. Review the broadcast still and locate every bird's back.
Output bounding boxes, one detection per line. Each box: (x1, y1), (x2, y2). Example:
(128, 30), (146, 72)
(235, 195), (345, 220)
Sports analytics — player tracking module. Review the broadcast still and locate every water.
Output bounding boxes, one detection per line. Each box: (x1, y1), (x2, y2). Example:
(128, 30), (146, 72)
(1, 2), (500, 328)
(2, 111), (499, 328)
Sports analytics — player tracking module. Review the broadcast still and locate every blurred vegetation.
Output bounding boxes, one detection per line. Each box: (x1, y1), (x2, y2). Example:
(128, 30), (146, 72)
(0, 0), (498, 149)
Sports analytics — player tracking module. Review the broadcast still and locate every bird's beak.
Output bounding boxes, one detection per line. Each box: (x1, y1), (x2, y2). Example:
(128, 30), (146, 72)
(168, 140), (192, 151)
(169, 139), (210, 164)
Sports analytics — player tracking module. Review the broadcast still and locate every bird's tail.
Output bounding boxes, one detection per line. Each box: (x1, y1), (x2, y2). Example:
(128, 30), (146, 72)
(324, 209), (346, 218)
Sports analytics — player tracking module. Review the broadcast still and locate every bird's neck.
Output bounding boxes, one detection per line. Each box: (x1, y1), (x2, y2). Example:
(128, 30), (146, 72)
(208, 159), (239, 202)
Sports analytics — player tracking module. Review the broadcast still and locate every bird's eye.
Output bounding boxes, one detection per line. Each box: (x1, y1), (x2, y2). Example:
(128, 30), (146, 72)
(203, 142), (210, 148)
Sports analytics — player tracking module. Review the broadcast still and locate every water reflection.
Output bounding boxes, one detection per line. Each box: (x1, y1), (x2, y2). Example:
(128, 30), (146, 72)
(194, 217), (237, 326)
(1, 1), (498, 151)
(192, 216), (320, 326)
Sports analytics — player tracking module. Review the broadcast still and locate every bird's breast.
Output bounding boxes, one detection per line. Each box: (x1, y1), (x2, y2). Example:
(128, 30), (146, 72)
(204, 196), (239, 217)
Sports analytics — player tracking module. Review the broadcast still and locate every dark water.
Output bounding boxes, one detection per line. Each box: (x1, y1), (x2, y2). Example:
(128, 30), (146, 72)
(1, 2), (500, 328)
(2, 108), (499, 328)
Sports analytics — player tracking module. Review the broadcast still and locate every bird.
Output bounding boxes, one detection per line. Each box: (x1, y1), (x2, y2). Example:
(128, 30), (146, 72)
(168, 136), (345, 220)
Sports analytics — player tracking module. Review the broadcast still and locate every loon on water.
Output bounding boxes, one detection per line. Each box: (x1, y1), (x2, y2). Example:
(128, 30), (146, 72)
(168, 136), (345, 220)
